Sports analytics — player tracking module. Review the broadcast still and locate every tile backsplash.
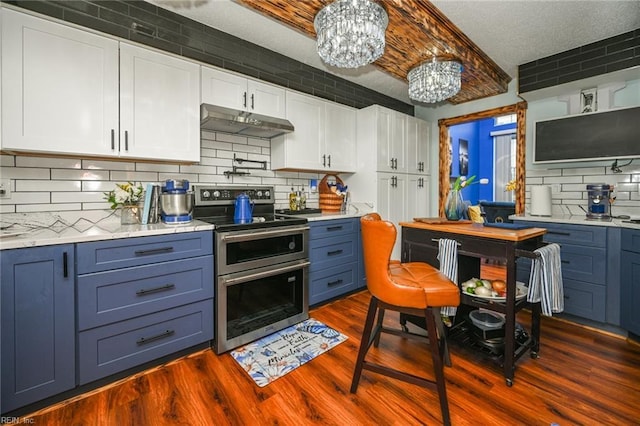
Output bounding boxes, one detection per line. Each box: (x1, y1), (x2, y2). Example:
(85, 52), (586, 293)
(0, 130), (323, 214)
(526, 164), (640, 218)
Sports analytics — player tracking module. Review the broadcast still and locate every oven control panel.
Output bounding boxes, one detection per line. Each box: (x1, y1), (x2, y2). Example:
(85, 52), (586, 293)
(193, 186), (274, 205)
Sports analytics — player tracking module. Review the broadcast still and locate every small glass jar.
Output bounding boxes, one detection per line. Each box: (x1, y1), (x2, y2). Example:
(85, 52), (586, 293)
(120, 203), (139, 225)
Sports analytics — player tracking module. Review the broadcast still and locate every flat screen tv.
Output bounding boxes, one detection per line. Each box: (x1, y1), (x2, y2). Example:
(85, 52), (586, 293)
(534, 106), (640, 163)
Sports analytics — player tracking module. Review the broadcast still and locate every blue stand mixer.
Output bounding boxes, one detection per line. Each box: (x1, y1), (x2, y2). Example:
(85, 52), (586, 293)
(160, 179), (194, 224)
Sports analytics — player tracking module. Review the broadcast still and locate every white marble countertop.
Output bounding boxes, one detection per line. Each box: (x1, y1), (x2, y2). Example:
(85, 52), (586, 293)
(511, 214), (640, 230)
(0, 211), (214, 250)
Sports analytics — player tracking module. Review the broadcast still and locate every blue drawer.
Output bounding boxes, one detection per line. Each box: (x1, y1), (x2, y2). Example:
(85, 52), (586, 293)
(77, 256), (214, 330)
(622, 228), (640, 254)
(310, 263), (358, 306)
(78, 300), (213, 385)
(558, 245), (606, 285)
(562, 279), (606, 322)
(77, 231), (213, 274)
(309, 219), (357, 240)
(516, 221), (607, 248)
(309, 234), (357, 272)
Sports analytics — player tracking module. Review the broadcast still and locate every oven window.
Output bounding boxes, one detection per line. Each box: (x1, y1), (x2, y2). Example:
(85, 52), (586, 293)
(226, 233), (304, 265)
(226, 267), (304, 340)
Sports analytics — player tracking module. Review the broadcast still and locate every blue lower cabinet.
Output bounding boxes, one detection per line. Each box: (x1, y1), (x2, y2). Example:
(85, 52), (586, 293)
(308, 218), (363, 305)
(621, 229), (640, 336)
(1, 245), (75, 413)
(78, 300), (214, 385)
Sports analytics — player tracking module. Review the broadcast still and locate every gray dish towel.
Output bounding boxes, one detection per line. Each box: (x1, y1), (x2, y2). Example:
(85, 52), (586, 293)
(438, 238), (459, 316)
(527, 243), (564, 316)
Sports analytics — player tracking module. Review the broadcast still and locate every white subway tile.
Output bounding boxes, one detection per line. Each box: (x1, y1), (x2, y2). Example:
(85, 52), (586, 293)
(51, 169), (110, 180)
(1, 167), (50, 179)
(17, 180), (81, 192)
(111, 171), (159, 182)
(17, 156), (82, 169)
(83, 159), (136, 171)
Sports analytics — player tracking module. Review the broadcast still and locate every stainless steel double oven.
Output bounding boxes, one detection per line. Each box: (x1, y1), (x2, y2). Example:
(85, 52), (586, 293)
(193, 186), (309, 353)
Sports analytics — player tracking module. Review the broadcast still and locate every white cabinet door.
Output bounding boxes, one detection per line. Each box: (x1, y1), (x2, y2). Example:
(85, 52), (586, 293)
(201, 66), (286, 119)
(375, 107), (394, 172)
(407, 116), (429, 175)
(407, 174), (430, 219)
(272, 91), (325, 170)
(390, 111), (407, 173)
(247, 80), (286, 119)
(325, 102), (356, 172)
(201, 66), (247, 111)
(119, 43), (200, 162)
(1, 8), (119, 156)
(376, 173), (406, 259)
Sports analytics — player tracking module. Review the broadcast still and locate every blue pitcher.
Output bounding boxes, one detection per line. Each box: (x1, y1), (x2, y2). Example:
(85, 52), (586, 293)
(234, 192), (254, 224)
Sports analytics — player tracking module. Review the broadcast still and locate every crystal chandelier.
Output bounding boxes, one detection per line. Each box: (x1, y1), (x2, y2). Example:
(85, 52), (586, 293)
(314, 0), (388, 69)
(407, 57), (463, 103)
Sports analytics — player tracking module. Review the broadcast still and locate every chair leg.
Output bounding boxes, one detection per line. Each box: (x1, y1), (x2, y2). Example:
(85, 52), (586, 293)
(350, 296), (379, 393)
(373, 307), (385, 347)
(425, 307), (451, 426)
(433, 308), (452, 367)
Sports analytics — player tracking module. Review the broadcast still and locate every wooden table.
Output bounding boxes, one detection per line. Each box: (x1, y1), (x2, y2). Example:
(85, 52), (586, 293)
(399, 221), (547, 386)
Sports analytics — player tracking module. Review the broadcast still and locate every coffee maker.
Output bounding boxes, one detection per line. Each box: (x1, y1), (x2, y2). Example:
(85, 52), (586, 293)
(586, 184), (613, 220)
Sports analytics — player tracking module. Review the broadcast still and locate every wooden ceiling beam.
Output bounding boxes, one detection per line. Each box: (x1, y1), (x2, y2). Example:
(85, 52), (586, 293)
(236, 0), (511, 104)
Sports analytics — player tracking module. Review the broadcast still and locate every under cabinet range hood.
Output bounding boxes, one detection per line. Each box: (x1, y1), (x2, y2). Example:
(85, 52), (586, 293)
(200, 104), (294, 138)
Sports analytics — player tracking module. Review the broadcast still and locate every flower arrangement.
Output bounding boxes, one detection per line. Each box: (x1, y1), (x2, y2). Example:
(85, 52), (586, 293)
(104, 182), (144, 209)
(452, 175), (476, 191)
(505, 178), (517, 192)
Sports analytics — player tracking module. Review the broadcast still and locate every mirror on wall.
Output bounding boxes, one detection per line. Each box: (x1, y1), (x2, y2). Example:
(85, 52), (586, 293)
(437, 102), (527, 217)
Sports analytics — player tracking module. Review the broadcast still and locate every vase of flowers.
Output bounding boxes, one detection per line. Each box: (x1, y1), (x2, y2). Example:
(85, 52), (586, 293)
(104, 182), (145, 225)
(445, 175), (478, 221)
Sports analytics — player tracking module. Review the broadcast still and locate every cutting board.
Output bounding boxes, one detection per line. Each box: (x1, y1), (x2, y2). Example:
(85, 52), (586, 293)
(413, 217), (473, 224)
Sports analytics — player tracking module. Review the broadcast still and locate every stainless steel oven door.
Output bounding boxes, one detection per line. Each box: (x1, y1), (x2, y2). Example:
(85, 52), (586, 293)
(215, 259), (310, 353)
(216, 224), (309, 275)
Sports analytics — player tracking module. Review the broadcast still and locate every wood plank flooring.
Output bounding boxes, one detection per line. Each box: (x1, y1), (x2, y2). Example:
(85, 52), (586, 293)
(25, 284), (640, 425)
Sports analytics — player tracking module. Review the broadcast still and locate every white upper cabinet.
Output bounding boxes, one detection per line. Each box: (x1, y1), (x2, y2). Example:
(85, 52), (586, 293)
(201, 66), (286, 119)
(372, 106), (407, 173)
(1, 8), (200, 163)
(272, 91), (325, 171)
(272, 90), (356, 173)
(119, 43), (200, 162)
(1, 8), (119, 157)
(406, 116), (430, 175)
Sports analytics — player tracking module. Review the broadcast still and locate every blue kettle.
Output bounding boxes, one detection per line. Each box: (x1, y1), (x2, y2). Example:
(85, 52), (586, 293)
(234, 192), (254, 224)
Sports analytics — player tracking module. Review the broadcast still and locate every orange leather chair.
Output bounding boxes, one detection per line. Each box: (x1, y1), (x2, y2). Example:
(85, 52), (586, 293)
(351, 213), (460, 425)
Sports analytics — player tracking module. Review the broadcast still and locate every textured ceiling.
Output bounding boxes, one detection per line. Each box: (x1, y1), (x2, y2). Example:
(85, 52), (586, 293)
(148, 0), (640, 104)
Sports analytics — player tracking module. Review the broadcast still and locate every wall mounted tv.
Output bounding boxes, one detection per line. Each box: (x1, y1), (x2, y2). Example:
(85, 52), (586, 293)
(534, 106), (640, 164)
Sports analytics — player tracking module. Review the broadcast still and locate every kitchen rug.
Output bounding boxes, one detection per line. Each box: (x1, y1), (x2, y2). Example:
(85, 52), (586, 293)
(230, 318), (347, 387)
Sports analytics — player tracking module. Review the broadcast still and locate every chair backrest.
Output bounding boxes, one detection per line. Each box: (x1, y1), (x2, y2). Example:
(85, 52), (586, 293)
(360, 213), (396, 300)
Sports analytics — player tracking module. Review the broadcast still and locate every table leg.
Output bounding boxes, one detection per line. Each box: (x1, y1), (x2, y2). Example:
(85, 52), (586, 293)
(504, 251), (517, 386)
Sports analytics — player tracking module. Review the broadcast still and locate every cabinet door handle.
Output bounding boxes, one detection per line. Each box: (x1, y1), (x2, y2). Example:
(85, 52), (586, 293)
(243, 92), (247, 108)
(137, 329), (175, 345)
(111, 129), (115, 150)
(323, 154), (326, 167)
(63, 252), (68, 278)
(546, 231), (571, 236)
(134, 247), (174, 256)
(327, 249), (343, 256)
(136, 283), (176, 296)
(124, 130), (129, 151)
(327, 279), (344, 287)
(251, 93), (255, 109)
(327, 154), (331, 168)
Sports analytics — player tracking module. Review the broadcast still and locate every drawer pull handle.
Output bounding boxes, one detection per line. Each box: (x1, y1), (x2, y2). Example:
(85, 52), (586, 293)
(327, 249), (343, 256)
(326, 226), (343, 231)
(134, 247), (174, 256)
(63, 252), (69, 278)
(136, 283), (176, 296)
(561, 260), (569, 264)
(137, 329), (175, 345)
(431, 238), (462, 247)
(546, 231), (571, 236)
(328, 279), (343, 287)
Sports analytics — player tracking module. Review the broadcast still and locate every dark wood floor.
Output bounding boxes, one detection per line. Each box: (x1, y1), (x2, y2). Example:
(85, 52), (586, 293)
(25, 273), (640, 425)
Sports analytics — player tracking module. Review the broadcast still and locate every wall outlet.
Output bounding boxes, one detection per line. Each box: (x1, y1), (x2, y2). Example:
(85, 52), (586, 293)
(0, 179), (12, 199)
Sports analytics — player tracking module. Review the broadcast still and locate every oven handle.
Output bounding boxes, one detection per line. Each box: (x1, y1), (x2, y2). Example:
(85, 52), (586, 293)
(220, 226), (310, 242)
(221, 260), (310, 286)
